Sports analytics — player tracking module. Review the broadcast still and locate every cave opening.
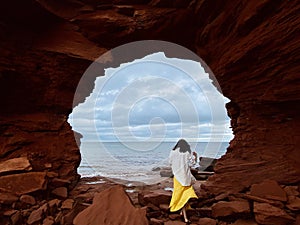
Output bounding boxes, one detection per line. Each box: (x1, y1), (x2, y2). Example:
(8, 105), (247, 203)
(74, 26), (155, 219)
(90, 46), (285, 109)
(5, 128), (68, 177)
(68, 42), (233, 184)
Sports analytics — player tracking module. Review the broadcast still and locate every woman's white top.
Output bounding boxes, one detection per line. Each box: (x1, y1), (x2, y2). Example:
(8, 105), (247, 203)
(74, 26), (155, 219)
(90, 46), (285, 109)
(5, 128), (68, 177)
(169, 148), (196, 186)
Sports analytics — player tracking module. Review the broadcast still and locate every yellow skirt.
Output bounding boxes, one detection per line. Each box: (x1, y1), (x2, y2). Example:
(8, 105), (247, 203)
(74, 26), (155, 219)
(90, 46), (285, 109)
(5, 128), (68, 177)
(169, 177), (198, 212)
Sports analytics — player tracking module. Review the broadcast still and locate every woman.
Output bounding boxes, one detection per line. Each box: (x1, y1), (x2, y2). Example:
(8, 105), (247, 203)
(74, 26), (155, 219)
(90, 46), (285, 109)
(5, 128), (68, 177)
(169, 139), (198, 223)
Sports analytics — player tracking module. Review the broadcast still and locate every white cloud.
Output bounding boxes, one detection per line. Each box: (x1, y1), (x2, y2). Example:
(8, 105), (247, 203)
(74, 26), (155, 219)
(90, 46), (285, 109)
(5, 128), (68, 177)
(69, 52), (233, 142)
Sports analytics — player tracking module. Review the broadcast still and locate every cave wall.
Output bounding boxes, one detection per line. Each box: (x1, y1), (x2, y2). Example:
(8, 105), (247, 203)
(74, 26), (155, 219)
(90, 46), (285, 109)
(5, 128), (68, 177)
(0, 0), (299, 196)
(193, 0), (300, 195)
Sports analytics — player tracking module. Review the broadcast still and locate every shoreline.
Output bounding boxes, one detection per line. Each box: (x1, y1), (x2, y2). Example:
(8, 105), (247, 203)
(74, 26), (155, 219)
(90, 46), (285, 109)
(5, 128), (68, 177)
(70, 175), (178, 206)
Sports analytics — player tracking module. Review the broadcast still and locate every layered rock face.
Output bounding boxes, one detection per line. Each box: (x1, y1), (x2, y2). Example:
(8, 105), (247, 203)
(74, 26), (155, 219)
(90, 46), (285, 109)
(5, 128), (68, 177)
(0, 0), (299, 221)
(198, 1), (300, 195)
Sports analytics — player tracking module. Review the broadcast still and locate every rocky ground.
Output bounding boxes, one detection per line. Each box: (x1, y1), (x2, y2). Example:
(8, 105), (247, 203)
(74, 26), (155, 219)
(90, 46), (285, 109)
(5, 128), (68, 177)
(0, 157), (299, 225)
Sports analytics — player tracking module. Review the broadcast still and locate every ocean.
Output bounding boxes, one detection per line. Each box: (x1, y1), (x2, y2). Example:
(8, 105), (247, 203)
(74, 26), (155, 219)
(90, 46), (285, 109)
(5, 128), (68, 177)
(78, 141), (229, 184)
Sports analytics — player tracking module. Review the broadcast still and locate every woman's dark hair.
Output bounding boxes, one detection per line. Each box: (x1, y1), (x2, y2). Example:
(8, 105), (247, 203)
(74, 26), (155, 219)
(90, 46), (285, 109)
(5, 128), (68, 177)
(172, 139), (191, 153)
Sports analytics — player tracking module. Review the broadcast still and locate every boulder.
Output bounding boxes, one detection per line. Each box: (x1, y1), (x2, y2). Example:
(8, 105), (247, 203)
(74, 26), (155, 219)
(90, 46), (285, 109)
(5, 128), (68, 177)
(231, 219), (258, 225)
(150, 217), (164, 225)
(21, 209), (31, 218)
(284, 186), (299, 197)
(27, 209), (43, 225)
(195, 207), (212, 218)
(164, 221), (186, 225)
(212, 200), (250, 218)
(138, 190), (172, 206)
(147, 210), (162, 218)
(147, 202), (160, 211)
(160, 169), (173, 177)
(286, 196), (300, 211)
(54, 211), (63, 224)
(253, 202), (295, 225)
(48, 199), (61, 215)
(61, 198), (74, 210)
(0, 157), (32, 175)
(11, 210), (21, 225)
(168, 213), (181, 220)
(152, 167), (161, 171)
(191, 168), (214, 180)
(73, 185), (148, 225)
(199, 157), (217, 172)
(3, 209), (18, 216)
(20, 194), (36, 205)
(250, 180), (287, 202)
(0, 172), (47, 195)
(0, 193), (18, 204)
(198, 217), (217, 225)
(60, 202), (88, 225)
(43, 216), (55, 225)
(159, 203), (170, 212)
(51, 178), (71, 187)
(239, 193), (284, 208)
(27, 203), (48, 225)
(52, 187), (68, 198)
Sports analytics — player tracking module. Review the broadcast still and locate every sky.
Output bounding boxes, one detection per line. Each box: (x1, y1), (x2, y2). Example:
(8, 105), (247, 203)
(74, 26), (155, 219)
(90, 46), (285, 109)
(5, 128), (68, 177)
(68, 52), (233, 143)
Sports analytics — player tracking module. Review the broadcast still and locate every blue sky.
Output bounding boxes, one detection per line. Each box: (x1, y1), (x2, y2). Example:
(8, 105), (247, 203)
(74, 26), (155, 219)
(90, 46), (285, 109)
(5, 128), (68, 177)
(68, 52), (233, 143)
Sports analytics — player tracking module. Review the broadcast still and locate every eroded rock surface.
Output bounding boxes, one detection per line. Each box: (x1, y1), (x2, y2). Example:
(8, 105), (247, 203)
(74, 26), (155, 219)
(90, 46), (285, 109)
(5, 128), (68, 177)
(73, 185), (148, 225)
(0, 0), (299, 224)
(0, 172), (47, 195)
(0, 157), (32, 175)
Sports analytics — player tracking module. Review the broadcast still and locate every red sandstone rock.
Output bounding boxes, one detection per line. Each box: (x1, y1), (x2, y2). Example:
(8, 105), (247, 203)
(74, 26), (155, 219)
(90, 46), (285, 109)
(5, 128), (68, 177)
(73, 185), (148, 225)
(286, 196), (300, 211)
(211, 200), (250, 218)
(168, 213), (181, 220)
(253, 202), (295, 225)
(60, 201), (88, 225)
(231, 219), (258, 225)
(0, 172), (47, 195)
(195, 207), (212, 218)
(284, 186), (299, 197)
(43, 216), (55, 225)
(48, 199), (61, 215)
(51, 178), (71, 188)
(0, 193), (18, 205)
(164, 221), (186, 225)
(27, 209), (43, 225)
(150, 217), (164, 225)
(295, 215), (300, 225)
(3, 209), (17, 217)
(238, 193), (284, 208)
(0, 157), (32, 175)
(54, 211), (63, 224)
(27, 203), (49, 225)
(250, 180), (287, 202)
(10, 210), (21, 225)
(147, 210), (162, 218)
(20, 194), (36, 205)
(198, 217), (217, 225)
(61, 198), (74, 210)
(147, 202), (160, 211)
(51, 187), (68, 198)
(159, 203), (170, 212)
(0, 0), (299, 215)
(138, 190), (172, 206)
